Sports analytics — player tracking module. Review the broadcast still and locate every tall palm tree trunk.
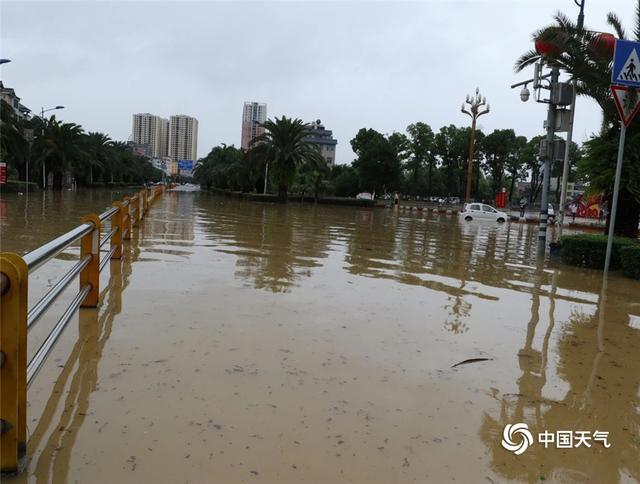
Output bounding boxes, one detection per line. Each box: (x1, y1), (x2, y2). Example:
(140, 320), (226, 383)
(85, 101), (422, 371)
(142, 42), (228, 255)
(278, 184), (288, 202)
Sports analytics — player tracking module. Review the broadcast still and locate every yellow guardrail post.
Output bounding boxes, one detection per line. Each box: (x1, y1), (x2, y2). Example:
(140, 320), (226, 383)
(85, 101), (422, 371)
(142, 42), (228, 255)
(131, 196), (139, 226)
(138, 190), (144, 221)
(111, 201), (124, 259)
(79, 214), (101, 308)
(122, 197), (132, 241)
(0, 254), (28, 474)
(143, 189), (149, 214)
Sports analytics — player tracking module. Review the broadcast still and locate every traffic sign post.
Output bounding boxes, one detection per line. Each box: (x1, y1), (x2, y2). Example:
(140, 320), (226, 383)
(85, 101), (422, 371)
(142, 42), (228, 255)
(603, 122), (626, 274)
(612, 39), (640, 88)
(605, 39), (640, 274)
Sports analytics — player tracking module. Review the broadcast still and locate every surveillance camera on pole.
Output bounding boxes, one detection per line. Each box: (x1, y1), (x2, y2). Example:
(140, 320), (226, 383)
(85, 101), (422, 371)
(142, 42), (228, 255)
(520, 86), (530, 102)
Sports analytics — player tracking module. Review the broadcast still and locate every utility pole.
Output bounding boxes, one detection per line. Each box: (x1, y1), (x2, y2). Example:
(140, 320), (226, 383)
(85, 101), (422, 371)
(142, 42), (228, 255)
(556, 0), (586, 240)
(538, 66), (560, 257)
(461, 88), (490, 202)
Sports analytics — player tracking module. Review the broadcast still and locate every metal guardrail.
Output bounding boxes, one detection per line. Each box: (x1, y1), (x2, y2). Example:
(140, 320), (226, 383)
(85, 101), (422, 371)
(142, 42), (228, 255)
(0, 184), (171, 474)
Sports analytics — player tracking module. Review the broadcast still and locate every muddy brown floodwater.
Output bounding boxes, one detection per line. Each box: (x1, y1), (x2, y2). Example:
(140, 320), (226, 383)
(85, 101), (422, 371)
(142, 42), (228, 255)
(1, 189), (639, 483)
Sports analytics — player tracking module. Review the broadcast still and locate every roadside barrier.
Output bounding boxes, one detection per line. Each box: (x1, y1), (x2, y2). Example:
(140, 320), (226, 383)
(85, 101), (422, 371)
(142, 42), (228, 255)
(0, 184), (171, 474)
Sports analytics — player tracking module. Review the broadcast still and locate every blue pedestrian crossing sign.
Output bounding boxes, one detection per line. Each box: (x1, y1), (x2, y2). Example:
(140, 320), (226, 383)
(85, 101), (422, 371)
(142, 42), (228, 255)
(612, 39), (640, 87)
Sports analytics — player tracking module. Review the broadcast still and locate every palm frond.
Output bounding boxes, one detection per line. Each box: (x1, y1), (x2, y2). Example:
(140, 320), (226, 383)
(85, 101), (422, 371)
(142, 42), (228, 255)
(514, 50), (540, 72)
(635, 0), (640, 41)
(607, 12), (627, 40)
(553, 11), (576, 32)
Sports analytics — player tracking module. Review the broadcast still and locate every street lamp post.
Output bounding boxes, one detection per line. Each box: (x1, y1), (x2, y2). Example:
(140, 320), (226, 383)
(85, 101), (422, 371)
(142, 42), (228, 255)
(461, 88), (490, 202)
(40, 105), (65, 188)
(556, 0), (586, 240)
(24, 129), (34, 196)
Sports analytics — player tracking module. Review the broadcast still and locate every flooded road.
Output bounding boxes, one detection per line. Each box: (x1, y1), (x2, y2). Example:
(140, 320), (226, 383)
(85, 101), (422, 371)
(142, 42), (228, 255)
(1, 190), (639, 483)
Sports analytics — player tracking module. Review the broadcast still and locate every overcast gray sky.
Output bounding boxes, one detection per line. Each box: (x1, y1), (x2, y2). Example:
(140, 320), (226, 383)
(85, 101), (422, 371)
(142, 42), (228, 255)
(1, 1), (636, 163)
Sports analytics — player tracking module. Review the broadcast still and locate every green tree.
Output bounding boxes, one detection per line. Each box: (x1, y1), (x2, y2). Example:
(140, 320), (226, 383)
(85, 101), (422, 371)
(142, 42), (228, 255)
(328, 164), (360, 197)
(32, 115), (84, 189)
(406, 122), (437, 196)
(194, 144), (246, 190)
(505, 135), (529, 203)
(482, 129), (520, 196)
(249, 116), (326, 201)
(515, 2), (640, 237)
(434, 125), (471, 197)
(350, 128), (401, 196)
(79, 132), (112, 185)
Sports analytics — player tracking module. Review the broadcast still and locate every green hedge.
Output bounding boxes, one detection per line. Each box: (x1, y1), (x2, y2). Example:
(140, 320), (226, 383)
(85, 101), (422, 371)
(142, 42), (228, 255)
(560, 234), (638, 270)
(620, 245), (640, 279)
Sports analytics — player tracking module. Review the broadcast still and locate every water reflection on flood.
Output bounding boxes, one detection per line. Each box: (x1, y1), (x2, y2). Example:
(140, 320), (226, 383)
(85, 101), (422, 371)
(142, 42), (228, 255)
(1, 190), (639, 483)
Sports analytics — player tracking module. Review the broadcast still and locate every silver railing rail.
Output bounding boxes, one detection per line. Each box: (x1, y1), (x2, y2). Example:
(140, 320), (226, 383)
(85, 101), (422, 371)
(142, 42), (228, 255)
(23, 224), (93, 273)
(0, 184), (172, 474)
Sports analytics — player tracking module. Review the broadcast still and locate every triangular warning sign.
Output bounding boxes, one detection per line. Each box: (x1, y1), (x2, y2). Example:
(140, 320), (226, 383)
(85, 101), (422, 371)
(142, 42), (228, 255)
(616, 47), (640, 84)
(610, 85), (640, 127)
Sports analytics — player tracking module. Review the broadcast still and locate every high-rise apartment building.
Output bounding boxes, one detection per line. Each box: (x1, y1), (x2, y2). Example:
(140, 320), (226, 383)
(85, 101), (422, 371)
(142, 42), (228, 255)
(132, 113), (169, 158)
(304, 119), (338, 166)
(168, 115), (198, 174)
(241, 102), (267, 149)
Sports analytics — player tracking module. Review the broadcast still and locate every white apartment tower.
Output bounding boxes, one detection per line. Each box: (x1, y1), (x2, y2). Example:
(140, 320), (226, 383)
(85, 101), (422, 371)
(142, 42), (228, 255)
(168, 115), (198, 173)
(241, 102), (267, 149)
(132, 113), (169, 158)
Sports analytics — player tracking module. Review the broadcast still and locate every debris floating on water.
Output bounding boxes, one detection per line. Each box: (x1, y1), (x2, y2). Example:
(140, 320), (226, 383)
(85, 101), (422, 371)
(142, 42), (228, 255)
(451, 358), (494, 368)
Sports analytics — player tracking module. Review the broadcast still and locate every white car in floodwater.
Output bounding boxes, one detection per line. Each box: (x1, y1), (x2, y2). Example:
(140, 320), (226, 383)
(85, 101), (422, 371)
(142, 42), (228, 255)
(459, 203), (509, 223)
(171, 183), (200, 192)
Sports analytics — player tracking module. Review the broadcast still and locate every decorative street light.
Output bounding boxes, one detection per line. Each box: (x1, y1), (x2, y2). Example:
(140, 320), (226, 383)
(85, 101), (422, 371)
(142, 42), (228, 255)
(40, 105), (65, 188)
(0, 59), (11, 65)
(461, 88), (490, 202)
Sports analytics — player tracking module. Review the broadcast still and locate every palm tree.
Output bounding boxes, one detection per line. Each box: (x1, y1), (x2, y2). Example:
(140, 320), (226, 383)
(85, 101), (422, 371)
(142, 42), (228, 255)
(0, 99), (29, 181)
(514, 2), (640, 238)
(514, 8), (637, 125)
(193, 144), (248, 190)
(249, 116), (326, 201)
(33, 115), (84, 189)
(82, 132), (112, 185)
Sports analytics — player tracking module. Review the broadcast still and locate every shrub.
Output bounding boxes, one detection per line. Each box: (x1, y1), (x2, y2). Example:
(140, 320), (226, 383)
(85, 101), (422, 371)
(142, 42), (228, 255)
(620, 245), (640, 279)
(560, 234), (637, 270)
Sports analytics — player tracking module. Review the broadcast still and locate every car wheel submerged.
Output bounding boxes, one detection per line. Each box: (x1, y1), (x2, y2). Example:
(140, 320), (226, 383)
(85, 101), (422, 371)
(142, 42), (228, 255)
(464, 216), (472, 221)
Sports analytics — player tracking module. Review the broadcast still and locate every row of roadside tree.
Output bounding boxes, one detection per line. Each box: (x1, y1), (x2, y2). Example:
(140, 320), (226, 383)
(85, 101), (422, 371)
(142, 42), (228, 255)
(195, 2), (640, 239)
(0, 100), (164, 190)
(193, 120), (582, 207)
